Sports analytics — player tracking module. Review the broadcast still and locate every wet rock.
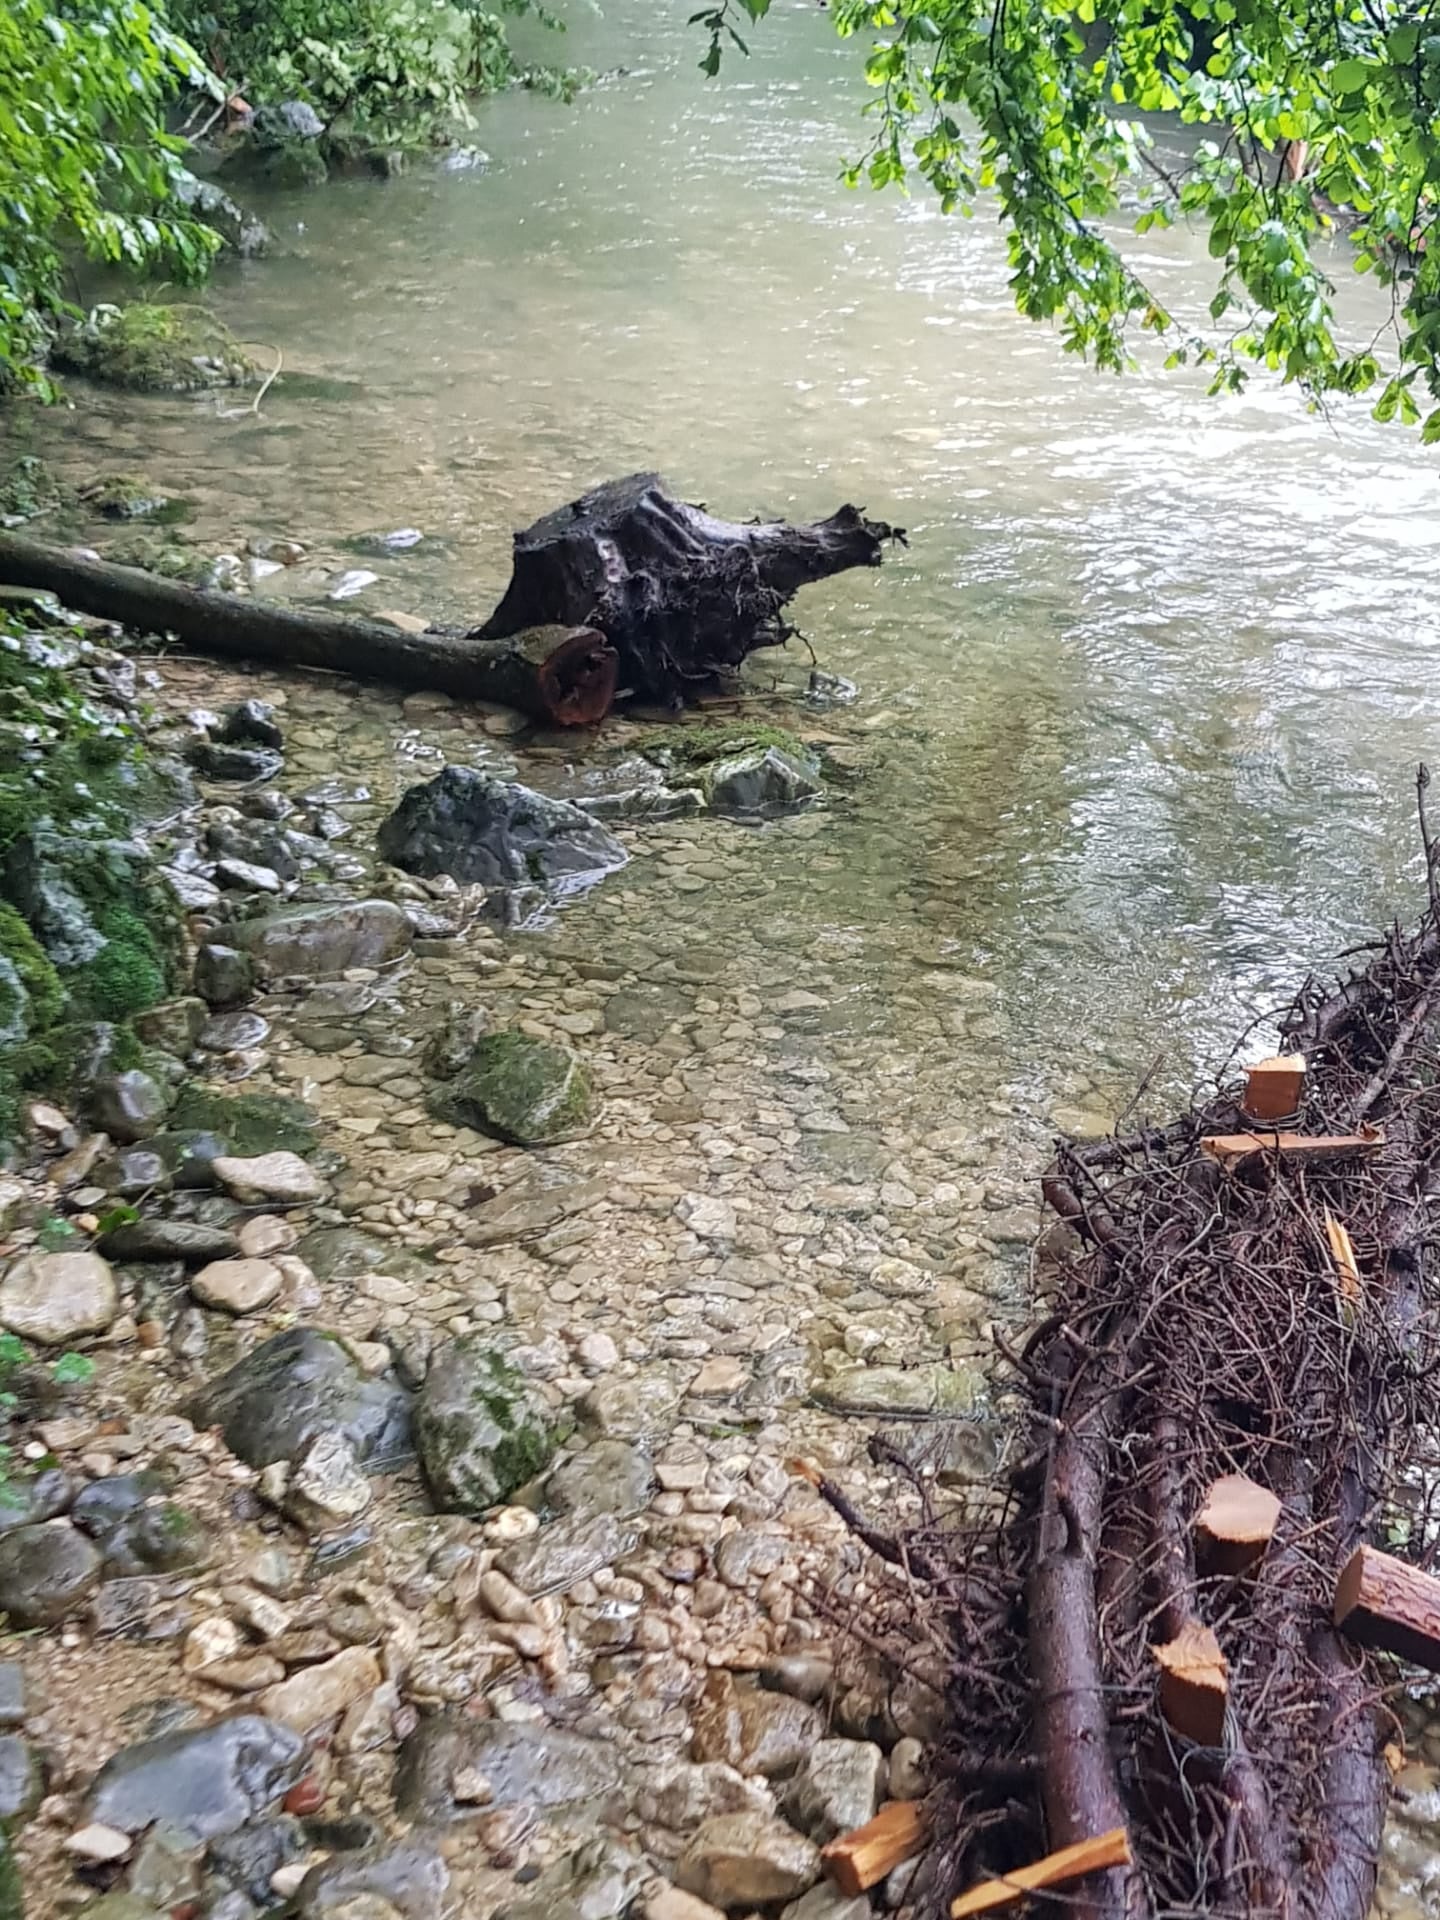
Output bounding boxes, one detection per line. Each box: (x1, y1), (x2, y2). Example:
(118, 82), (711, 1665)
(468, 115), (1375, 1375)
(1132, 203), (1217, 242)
(216, 700), (284, 750)
(127, 1824), (204, 1907)
(169, 1085), (316, 1156)
(497, 1512), (636, 1596)
(429, 1029), (593, 1145)
(813, 1364), (981, 1416)
(192, 1258), (283, 1314)
(206, 1815), (306, 1902)
(0, 1521), (102, 1625)
(394, 1715), (615, 1821)
(286, 1430), (373, 1532)
(200, 1010), (272, 1051)
(97, 1144), (170, 1197)
(216, 856), (282, 894)
(298, 1228), (430, 1286)
(637, 1761), (773, 1832)
(782, 1739), (884, 1843)
(104, 1504), (210, 1578)
(187, 1326), (412, 1470)
(0, 1249), (118, 1344)
(581, 1369), (685, 1444)
(213, 1151), (322, 1206)
(6, 824), (176, 975)
(98, 1218), (239, 1263)
(886, 1735), (926, 1801)
(232, 900), (412, 978)
(415, 1335), (554, 1513)
(488, 1837), (644, 1920)
(690, 1673), (823, 1780)
(87, 1715), (304, 1843)
(190, 741), (285, 783)
(86, 1067), (170, 1142)
(376, 766), (627, 893)
(134, 997), (208, 1055)
(260, 1645), (381, 1735)
(0, 1468), (73, 1535)
(779, 1886), (872, 1920)
(762, 1654), (834, 1705)
(0, 1736), (42, 1819)
(72, 1470), (169, 1540)
(172, 168), (269, 256)
(194, 943), (257, 1009)
(676, 1813), (819, 1909)
(705, 746), (821, 816)
(297, 1837), (448, 1919)
(547, 1440), (654, 1519)
(0, 1663), (25, 1728)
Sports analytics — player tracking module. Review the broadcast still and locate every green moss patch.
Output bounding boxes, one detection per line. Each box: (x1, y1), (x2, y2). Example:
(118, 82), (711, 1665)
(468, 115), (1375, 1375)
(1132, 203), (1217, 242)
(52, 303), (260, 393)
(637, 721), (815, 770)
(168, 1085), (318, 1156)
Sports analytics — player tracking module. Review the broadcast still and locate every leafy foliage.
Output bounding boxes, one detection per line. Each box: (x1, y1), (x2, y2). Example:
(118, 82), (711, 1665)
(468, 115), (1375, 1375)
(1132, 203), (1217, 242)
(0, 0), (220, 392)
(706, 0), (1440, 427)
(175, 0), (571, 139)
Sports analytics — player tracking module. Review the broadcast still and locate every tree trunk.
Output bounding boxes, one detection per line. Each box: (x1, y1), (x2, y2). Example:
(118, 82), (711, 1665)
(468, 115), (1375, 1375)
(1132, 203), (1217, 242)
(473, 471), (903, 706)
(0, 530), (617, 726)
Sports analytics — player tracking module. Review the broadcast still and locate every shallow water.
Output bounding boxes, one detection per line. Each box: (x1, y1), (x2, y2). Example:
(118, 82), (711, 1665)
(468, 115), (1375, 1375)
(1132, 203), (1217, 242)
(20, 0), (1440, 1131)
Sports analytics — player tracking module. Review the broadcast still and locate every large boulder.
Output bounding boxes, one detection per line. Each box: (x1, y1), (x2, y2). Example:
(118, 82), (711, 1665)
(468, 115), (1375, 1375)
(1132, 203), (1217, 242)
(430, 1029), (593, 1145)
(186, 1326), (412, 1470)
(415, 1335), (555, 1513)
(86, 1715), (303, 1843)
(4, 823), (180, 1016)
(375, 768), (627, 892)
(230, 900), (412, 979)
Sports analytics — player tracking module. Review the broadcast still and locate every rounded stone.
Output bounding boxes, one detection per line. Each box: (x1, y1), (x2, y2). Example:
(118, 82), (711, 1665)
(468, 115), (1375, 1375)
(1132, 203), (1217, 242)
(191, 1259), (283, 1315)
(0, 1250), (118, 1345)
(213, 1152), (323, 1206)
(87, 1071), (169, 1144)
(0, 1522), (103, 1626)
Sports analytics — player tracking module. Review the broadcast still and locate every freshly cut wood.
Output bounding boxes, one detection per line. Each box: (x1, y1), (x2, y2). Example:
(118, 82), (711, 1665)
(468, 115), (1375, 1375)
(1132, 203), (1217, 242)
(1241, 1053), (1307, 1120)
(1200, 1127), (1384, 1168)
(1195, 1472), (1281, 1575)
(821, 1800), (926, 1896)
(1154, 1619), (1228, 1745)
(949, 1827), (1133, 1918)
(1335, 1546), (1440, 1670)
(473, 472), (901, 706)
(1325, 1208), (1363, 1310)
(0, 530), (618, 726)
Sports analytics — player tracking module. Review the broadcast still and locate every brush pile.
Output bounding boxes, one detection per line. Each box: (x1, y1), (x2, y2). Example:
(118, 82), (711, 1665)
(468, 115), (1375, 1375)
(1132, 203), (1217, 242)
(839, 778), (1440, 1920)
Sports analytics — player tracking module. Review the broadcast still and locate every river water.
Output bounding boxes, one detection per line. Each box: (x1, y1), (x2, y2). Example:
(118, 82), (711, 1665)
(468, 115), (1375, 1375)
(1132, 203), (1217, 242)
(11, 0), (1440, 1912)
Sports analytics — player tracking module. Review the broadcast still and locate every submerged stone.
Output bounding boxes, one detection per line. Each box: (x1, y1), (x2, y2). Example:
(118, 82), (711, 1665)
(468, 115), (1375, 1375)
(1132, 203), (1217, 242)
(414, 1335), (555, 1513)
(375, 766), (627, 893)
(430, 1028), (593, 1145)
(186, 1326), (412, 1471)
(231, 900), (412, 978)
(705, 746), (821, 816)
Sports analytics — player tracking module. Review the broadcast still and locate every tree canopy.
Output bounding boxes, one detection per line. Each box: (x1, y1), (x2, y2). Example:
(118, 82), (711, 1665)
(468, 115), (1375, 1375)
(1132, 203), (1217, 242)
(701, 0), (1440, 432)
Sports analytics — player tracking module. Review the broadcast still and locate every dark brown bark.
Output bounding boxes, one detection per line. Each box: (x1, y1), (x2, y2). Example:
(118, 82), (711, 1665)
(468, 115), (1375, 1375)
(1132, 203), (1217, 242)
(0, 530), (618, 725)
(473, 471), (902, 705)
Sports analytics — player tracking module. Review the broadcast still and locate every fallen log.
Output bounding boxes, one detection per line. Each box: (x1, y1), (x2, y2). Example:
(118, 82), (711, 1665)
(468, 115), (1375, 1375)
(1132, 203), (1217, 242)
(0, 530), (618, 726)
(472, 471), (902, 706)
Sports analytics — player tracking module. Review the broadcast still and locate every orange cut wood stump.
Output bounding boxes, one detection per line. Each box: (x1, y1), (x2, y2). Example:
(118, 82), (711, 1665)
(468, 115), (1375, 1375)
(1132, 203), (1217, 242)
(821, 1801), (927, 1897)
(1195, 1472), (1281, 1575)
(1241, 1053), (1306, 1120)
(1154, 1619), (1228, 1745)
(1335, 1545), (1440, 1670)
(949, 1828), (1134, 1917)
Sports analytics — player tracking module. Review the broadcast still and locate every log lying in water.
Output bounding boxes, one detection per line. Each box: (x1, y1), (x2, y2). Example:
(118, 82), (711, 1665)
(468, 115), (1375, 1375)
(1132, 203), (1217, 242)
(473, 472), (903, 706)
(0, 530), (618, 726)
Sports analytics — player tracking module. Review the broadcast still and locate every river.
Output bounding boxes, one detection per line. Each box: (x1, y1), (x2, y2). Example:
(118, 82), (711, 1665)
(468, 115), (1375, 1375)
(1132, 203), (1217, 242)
(11, 3), (1440, 1909)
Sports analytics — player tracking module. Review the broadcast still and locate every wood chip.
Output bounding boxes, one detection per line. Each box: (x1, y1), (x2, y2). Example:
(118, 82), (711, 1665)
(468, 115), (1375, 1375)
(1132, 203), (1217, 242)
(950, 1827), (1134, 1917)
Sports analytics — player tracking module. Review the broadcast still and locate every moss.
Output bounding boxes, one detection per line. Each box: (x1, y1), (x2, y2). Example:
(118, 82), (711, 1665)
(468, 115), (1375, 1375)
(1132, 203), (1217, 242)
(103, 530), (211, 585)
(70, 907), (170, 1021)
(0, 906), (62, 1032)
(432, 1029), (593, 1146)
(79, 474), (188, 523)
(51, 303), (260, 394)
(637, 721), (816, 770)
(0, 455), (63, 525)
(168, 1084), (318, 1156)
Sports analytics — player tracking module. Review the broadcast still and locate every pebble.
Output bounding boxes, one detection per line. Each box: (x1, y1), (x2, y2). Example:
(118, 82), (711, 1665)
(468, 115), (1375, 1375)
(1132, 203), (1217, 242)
(65, 1823), (133, 1863)
(191, 1258), (283, 1314)
(213, 1152), (324, 1205)
(238, 1214), (299, 1258)
(260, 1646), (383, 1734)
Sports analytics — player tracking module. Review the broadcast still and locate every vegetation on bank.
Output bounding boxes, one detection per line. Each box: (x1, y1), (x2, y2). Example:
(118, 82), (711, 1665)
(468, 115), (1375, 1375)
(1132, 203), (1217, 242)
(0, 0), (571, 393)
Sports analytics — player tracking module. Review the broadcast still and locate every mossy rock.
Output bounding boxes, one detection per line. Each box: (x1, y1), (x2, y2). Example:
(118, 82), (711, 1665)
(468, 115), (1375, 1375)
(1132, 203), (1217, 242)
(79, 475), (188, 524)
(0, 905), (63, 1040)
(429, 1029), (594, 1146)
(0, 456), (64, 526)
(168, 1084), (318, 1157)
(103, 531), (211, 586)
(638, 722), (817, 771)
(415, 1336), (556, 1513)
(52, 304), (260, 394)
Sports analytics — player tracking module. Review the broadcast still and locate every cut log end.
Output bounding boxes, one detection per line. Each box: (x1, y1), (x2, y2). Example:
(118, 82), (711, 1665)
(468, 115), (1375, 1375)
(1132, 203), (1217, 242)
(1241, 1053), (1307, 1120)
(1196, 1472), (1282, 1575)
(527, 625), (618, 726)
(1155, 1619), (1229, 1746)
(821, 1801), (927, 1897)
(1335, 1545), (1440, 1671)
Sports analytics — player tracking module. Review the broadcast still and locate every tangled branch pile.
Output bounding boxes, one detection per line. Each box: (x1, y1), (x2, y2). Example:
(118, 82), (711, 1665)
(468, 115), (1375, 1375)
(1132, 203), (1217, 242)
(857, 784), (1440, 1920)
